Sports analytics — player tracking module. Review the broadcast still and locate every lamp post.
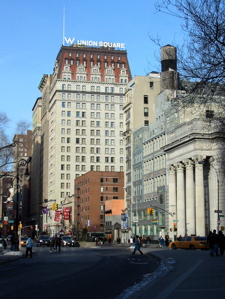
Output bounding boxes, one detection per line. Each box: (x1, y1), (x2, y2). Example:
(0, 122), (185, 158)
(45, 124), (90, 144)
(210, 164), (220, 233)
(15, 158), (30, 250)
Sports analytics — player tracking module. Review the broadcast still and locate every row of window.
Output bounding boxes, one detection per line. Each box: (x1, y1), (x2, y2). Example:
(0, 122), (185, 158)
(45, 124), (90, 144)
(61, 137), (123, 146)
(66, 60), (126, 69)
(61, 129), (123, 137)
(67, 53), (122, 60)
(62, 95), (122, 102)
(60, 146), (123, 155)
(59, 120), (123, 128)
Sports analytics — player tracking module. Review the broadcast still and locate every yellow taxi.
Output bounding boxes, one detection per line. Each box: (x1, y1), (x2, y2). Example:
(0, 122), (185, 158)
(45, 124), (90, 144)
(169, 236), (209, 250)
(20, 237), (28, 247)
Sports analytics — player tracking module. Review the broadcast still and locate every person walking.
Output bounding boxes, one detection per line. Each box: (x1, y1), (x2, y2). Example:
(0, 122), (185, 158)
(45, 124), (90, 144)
(10, 234), (16, 251)
(165, 234), (169, 247)
(159, 236), (165, 247)
(49, 236), (55, 253)
(208, 229), (219, 257)
(55, 235), (61, 252)
(26, 236), (33, 258)
(218, 230), (225, 256)
(132, 235), (143, 255)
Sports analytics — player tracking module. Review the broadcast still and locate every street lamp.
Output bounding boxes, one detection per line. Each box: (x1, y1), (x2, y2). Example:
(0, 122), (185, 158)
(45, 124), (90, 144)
(15, 158), (30, 250)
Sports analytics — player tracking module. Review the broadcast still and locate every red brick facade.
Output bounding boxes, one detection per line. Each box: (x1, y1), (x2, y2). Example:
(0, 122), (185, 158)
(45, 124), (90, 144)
(74, 171), (124, 235)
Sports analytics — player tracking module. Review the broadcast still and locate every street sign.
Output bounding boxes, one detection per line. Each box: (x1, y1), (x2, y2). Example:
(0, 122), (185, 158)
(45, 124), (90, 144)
(173, 220), (179, 222)
(219, 215), (224, 217)
(133, 216), (138, 223)
(214, 210), (222, 213)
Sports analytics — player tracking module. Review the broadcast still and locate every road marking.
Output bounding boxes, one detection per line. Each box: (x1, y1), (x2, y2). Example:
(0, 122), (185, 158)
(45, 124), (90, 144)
(154, 259), (203, 299)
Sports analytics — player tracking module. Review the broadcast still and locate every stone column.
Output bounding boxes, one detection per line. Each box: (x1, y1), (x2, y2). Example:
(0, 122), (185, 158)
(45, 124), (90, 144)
(195, 158), (205, 236)
(176, 162), (185, 237)
(185, 159), (195, 235)
(168, 165), (176, 240)
(208, 158), (219, 232)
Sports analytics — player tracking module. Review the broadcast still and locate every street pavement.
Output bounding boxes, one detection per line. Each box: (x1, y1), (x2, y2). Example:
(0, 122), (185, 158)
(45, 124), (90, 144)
(1, 244), (225, 298)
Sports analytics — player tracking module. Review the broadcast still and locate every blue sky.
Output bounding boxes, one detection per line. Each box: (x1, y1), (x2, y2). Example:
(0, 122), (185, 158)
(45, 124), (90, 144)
(0, 0), (183, 138)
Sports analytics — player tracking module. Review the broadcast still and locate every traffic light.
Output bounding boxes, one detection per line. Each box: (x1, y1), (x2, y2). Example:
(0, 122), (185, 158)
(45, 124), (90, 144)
(55, 203), (58, 210)
(173, 224), (177, 231)
(52, 203), (56, 210)
(147, 208), (154, 215)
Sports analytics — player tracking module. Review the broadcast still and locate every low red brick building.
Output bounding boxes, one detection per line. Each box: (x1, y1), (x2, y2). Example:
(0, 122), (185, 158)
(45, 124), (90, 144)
(74, 171), (124, 239)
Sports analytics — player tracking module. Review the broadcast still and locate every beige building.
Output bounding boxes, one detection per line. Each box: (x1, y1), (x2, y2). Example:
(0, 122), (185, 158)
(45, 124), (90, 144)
(123, 73), (161, 238)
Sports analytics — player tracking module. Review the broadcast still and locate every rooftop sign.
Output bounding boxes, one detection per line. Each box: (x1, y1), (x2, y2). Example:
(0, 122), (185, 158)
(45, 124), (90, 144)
(64, 37), (125, 49)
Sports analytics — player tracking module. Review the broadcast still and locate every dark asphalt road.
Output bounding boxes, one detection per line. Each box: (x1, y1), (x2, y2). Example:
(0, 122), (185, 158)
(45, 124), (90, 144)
(0, 246), (158, 299)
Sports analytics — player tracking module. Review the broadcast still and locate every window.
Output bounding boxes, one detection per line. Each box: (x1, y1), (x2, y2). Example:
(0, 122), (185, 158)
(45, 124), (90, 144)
(206, 110), (214, 118)
(144, 108), (149, 117)
(62, 102), (66, 107)
(113, 178), (118, 183)
(144, 95), (148, 104)
(144, 120), (149, 126)
(150, 81), (154, 88)
(113, 187), (118, 192)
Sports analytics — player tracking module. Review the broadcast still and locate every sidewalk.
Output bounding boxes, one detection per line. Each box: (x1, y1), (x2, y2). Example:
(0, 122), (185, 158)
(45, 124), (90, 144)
(0, 248), (24, 264)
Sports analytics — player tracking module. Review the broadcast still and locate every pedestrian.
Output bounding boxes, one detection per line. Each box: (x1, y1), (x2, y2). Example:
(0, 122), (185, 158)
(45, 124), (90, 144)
(208, 229), (219, 257)
(165, 234), (169, 247)
(159, 236), (165, 247)
(132, 235), (143, 255)
(50, 236), (55, 252)
(26, 236), (33, 258)
(146, 236), (151, 245)
(10, 234), (16, 251)
(2, 237), (7, 249)
(55, 235), (61, 252)
(218, 230), (225, 256)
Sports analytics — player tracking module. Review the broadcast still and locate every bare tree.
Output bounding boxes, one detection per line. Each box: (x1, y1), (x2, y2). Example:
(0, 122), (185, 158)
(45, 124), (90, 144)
(15, 120), (31, 135)
(0, 112), (14, 172)
(154, 0), (225, 95)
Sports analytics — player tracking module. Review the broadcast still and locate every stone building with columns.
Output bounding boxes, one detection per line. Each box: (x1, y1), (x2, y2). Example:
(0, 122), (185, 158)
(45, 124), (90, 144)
(164, 91), (225, 238)
(124, 44), (225, 241)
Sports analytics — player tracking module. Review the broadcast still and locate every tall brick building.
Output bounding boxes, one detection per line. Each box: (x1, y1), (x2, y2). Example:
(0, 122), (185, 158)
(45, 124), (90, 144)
(33, 43), (131, 233)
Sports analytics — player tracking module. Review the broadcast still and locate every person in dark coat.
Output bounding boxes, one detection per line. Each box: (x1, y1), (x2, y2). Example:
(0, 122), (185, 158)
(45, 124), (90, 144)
(165, 234), (169, 247)
(55, 235), (61, 252)
(208, 229), (219, 257)
(218, 230), (225, 256)
(132, 235), (143, 255)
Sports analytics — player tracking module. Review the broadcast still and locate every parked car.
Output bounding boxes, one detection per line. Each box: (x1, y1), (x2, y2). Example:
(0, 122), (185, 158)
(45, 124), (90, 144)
(36, 235), (50, 247)
(169, 236), (209, 250)
(20, 236), (28, 247)
(61, 236), (80, 247)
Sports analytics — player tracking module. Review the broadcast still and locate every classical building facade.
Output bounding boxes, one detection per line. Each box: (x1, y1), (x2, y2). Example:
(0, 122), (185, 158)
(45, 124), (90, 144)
(125, 44), (225, 241)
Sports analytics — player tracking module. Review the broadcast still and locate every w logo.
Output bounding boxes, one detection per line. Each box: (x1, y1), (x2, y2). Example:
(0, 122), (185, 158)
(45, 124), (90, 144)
(64, 37), (76, 45)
